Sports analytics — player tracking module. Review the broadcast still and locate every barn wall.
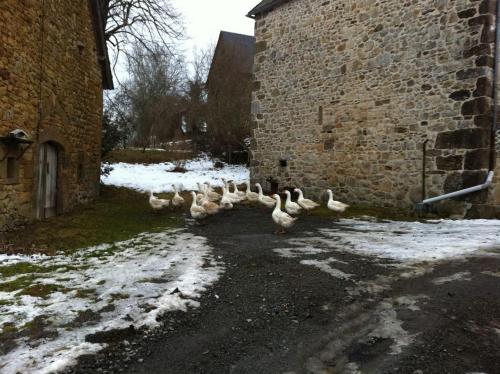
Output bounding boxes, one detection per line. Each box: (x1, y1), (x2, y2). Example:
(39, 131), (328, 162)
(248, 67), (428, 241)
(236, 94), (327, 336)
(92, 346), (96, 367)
(0, 0), (104, 230)
(250, 0), (500, 217)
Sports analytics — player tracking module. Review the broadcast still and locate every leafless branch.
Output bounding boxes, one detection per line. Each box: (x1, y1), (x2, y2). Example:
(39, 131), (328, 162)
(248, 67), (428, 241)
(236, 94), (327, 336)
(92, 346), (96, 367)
(102, 0), (184, 81)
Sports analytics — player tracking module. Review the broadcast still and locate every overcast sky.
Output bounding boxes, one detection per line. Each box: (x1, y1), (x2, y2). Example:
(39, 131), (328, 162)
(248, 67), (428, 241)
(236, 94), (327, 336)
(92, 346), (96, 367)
(174, 0), (257, 59)
(111, 1), (257, 84)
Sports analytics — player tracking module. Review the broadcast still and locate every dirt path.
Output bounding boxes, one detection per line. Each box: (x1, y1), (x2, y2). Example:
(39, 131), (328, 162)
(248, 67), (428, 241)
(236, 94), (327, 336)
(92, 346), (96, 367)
(68, 208), (500, 374)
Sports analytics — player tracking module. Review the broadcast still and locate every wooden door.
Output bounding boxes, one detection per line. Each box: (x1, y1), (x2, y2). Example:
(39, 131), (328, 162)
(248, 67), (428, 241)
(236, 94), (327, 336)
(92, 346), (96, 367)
(37, 143), (58, 219)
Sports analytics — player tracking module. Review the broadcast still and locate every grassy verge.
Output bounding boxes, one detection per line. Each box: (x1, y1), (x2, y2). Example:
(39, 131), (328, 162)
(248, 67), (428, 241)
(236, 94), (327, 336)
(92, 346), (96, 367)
(309, 204), (418, 221)
(1, 186), (184, 255)
(103, 149), (194, 164)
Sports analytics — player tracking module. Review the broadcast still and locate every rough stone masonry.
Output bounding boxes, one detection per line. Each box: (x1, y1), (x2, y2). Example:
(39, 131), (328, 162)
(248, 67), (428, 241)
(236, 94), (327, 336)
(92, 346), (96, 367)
(0, 0), (111, 230)
(249, 0), (500, 218)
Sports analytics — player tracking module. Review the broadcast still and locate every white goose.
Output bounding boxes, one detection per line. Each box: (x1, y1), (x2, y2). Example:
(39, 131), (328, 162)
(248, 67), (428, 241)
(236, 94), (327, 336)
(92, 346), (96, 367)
(190, 191), (208, 221)
(219, 187), (234, 210)
(283, 190), (302, 215)
(326, 189), (349, 212)
(255, 183), (276, 208)
(204, 182), (221, 202)
(272, 194), (298, 234)
(294, 188), (320, 212)
(232, 182), (247, 200)
(171, 184), (185, 207)
(246, 181), (259, 202)
(223, 181), (243, 203)
(148, 190), (170, 211)
(201, 191), (220, 215)
(196, 182), (207, 204)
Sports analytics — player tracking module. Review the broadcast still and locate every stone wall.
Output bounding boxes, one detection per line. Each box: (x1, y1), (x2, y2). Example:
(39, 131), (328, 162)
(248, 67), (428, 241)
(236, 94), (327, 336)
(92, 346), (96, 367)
(250, 0), (500, 217)
(0, 0), (104, 229)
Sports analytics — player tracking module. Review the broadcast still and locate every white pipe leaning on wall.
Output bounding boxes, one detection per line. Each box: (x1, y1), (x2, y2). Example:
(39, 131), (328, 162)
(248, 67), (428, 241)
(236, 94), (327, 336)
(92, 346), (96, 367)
(421, 171), (494, 205)
(421, 3), (500, 207)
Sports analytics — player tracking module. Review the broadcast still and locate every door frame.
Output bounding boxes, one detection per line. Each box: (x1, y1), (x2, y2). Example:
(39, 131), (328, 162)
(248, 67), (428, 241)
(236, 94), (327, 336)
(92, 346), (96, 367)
(36, 141), (62, 220)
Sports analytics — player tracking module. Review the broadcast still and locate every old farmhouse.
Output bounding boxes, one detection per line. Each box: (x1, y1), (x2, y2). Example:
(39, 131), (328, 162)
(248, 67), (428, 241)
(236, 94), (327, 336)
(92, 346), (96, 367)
(248, 0), (500, 217)
(0, 0), (113, 230)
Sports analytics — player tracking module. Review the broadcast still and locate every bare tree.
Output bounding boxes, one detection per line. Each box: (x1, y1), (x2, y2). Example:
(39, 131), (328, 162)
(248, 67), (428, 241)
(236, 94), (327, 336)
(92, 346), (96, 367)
(182, 46), (214, 151)
(101, 0), (184, 76)
(118, 44), (186, 149)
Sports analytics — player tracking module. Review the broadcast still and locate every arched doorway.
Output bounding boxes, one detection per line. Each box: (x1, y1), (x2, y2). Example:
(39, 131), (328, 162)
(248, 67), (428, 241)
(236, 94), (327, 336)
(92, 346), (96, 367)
(37, 142), (59, 219)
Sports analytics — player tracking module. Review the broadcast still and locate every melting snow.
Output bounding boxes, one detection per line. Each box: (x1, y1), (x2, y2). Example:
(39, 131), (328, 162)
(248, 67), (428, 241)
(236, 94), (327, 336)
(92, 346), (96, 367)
(432, 271), (472, 285)
(101, 156), (249, 193)
(276, 218), (500, 279)
(300, 259), (352, 280)
(0, 229), (223, 374)
(280, 219), (500, 263)
(317, 219), (500, 262)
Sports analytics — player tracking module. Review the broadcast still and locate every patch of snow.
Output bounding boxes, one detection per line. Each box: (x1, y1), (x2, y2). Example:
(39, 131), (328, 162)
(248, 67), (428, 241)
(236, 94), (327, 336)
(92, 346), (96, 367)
(312, 219), (500, 263)
(300, 259), (352, 280)
(101, 155), (249, 193)
(432, 271), (472, 285)
(368, 298), (419, 355)
(0, 229), (223, 374)
(323, 219), (500, 262)
(275, 219), (500, 287)
(128, 147), (167, 152)
(481, 271), (500, 278)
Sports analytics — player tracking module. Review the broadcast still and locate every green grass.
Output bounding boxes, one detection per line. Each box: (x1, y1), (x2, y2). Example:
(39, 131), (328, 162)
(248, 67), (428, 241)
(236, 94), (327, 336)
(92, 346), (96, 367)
(2, 186), (184, 255)
(17, 284), (70, 299)
(103, 149), (193, 164)
(0, 276), (36, 293)
(0, 263), (77, 278)
(309, 204), (418, 221)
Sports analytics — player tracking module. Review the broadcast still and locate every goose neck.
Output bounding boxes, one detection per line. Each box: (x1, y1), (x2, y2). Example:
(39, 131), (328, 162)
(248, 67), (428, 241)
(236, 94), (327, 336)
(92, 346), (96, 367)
(257, 184), (263, 196)
(274, 195), (281, 211)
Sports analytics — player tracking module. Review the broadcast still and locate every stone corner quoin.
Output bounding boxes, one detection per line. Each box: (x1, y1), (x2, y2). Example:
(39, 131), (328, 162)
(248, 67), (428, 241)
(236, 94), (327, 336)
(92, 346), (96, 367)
(249, 0), (500, 218)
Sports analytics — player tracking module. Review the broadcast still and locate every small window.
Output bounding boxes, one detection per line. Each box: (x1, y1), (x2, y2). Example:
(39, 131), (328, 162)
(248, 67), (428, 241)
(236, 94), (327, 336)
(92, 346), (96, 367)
(5, 157), (19, 183)
(318, 106), (323, 126)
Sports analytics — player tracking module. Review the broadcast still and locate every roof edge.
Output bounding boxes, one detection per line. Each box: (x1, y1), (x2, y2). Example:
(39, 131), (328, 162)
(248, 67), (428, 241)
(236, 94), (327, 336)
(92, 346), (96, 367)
(89, 0), (114, 90)
(247, 0), (291, 18)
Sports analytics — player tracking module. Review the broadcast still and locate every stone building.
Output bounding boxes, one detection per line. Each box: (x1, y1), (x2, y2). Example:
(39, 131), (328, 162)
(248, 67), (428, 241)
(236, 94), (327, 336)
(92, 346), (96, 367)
(247, 0), (500, 217)
(0, 0), (113, 230)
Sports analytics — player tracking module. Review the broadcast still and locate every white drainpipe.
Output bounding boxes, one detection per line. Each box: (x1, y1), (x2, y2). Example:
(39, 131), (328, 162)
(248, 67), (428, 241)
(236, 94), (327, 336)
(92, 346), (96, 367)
(421, 2), (499, 207)
(421, 171), (494, 205)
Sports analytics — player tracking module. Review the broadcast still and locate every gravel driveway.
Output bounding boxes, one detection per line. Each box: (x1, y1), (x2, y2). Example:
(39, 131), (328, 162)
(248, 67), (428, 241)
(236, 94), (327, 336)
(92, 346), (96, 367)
(67, 207), (500, 374)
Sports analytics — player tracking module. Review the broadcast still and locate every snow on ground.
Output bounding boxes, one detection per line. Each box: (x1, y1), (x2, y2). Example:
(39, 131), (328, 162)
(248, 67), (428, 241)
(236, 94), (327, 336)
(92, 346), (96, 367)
(319, 218), (500, 262)
(0, 229), (223, 374)
(278, 218), (500, 278)
(101, 156), (249, 193)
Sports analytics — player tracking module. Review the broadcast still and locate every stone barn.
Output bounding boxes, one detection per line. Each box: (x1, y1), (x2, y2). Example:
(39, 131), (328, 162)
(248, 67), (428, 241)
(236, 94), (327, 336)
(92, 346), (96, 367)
(247, 0), (500, 217)
(0, 0), (113, 230)
(207, 31), (255, 161)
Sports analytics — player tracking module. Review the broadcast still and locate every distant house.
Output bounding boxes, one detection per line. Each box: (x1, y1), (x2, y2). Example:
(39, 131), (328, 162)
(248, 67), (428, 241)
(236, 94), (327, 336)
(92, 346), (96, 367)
(206, 31), (255, 161)
(247, 0), (500, 217)
(0, 0), (113, 230)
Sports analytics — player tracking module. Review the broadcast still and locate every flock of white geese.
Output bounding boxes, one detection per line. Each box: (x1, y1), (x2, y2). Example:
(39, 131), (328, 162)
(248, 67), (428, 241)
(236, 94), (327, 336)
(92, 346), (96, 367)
(148, 179), (349, 234)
